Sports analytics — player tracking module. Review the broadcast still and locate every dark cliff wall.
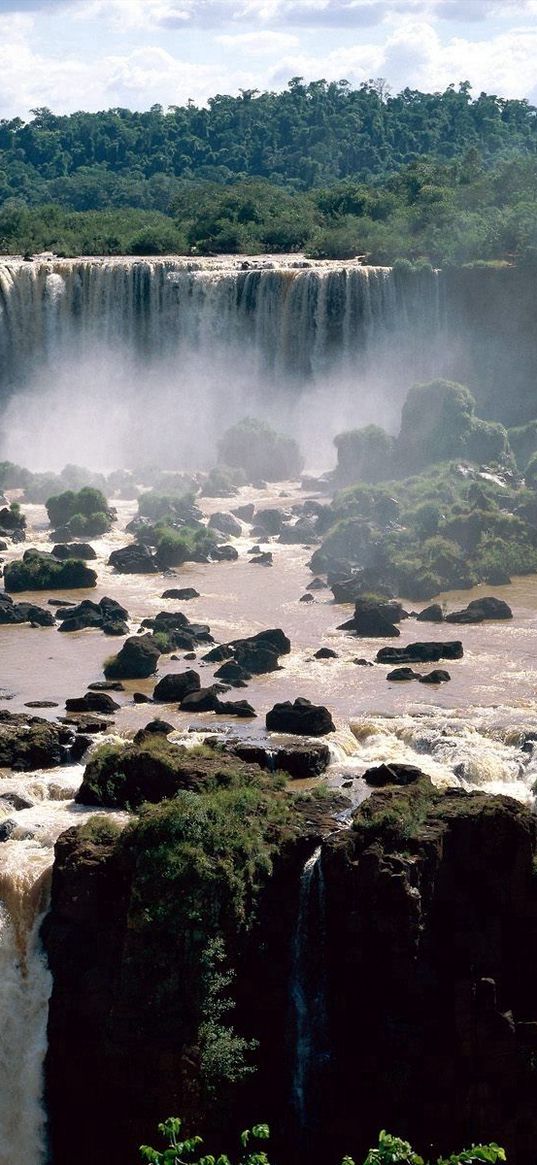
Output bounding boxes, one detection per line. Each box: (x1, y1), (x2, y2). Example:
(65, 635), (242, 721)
(442, 265), (537, 426)
(43, 784), (537, 1165)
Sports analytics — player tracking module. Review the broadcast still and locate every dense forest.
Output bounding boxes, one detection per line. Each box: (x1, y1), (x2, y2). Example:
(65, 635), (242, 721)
(1, 78), (537, 263)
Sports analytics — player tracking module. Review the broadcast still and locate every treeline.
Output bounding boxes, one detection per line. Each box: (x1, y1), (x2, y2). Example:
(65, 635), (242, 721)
(2, 153), (537, 265)
(1, 79), (536, 204)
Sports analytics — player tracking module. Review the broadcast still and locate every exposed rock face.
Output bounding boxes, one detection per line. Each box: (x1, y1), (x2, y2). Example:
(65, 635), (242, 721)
(108, 544), (158, 573)
(208, 511), (242, 537)
(416, 603), (444, 622)
(43, 778), (537, 1165)
(227, 740), (331, 778)
(65, 692), (120, 714)
(104, 634), (161, 679)
(0, 593), (55, 626)
(321, 784), (537, 1165)
(56, 596), (129, 634)
(377, 640), (463, 664)
(152, 670), (201, 702)
(266, 697), (335, 736)
(0, 713), (81, 769)
(52, 543), (97, 560)
(445, 596), (513, 623)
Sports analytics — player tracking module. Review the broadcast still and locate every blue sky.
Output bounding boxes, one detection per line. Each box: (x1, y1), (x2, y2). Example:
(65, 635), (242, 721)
(0, 0), (535, 118)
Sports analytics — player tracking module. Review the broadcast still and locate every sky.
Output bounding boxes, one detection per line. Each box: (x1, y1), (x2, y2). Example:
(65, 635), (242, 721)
(0, 0), (536, 119)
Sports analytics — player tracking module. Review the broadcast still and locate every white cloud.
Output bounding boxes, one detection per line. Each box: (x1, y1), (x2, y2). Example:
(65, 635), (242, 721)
(215, 29), (299, 49)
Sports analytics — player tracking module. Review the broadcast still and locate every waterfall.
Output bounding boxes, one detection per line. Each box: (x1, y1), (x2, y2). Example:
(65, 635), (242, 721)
(0, 845), (53, 1165)
(291, 845), (329, 1136)
(0, 256), (447, 469)
(0, 768), (125, 1165)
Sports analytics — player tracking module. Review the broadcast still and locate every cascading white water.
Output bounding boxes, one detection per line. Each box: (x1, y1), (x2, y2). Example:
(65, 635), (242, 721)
(291, 845), (329, 1135)
(0, 766), (125, 1165)
(0, 256), (444, 471)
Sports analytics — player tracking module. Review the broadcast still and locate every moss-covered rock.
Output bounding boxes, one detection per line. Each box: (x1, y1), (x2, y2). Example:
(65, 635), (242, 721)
(217, 417), (303, 482)
(3, 549), (97, 592)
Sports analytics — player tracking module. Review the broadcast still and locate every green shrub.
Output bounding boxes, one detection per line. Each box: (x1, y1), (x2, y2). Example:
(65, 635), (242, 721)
(217, 418), (303, 483)
(46, 485), (114, 534)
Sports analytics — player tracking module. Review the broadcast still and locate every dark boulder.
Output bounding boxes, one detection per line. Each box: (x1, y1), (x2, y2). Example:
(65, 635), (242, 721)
(208, 511), (242, 537)
(363, 762), (424, 786)
(314, 647), (338, 659)
(161, 588), (200, 600)
(216, 699), (256, 718)
(278, 518), (318, 544)
(0, 595), (55, 626)
(65, 692), (120, 714)
(4, 550), (97, 592)
(339, 608), (401, 638)
(104, 634), (161, 680)
(416, 604), (444, 623)
(152, 670), (201, 703)
(307, 577), (328, 591)
(209, 544), (239, 562)
(57, 596), (129, 634)
(88, 681), (124, 691)
(254, 508), (284, 535)
(214, 661), (251, 687)
(387, 667), (420, 681)
(299, 593), (314, 603)
(377, 641), (463, 664)
(134, 719), (173, 742)
(180, 686), (220, 713)
(108, 544), (157, 573)
(232, 628), (290, 675)
(232, 503), (255, 521)
(266, 696), (335, 736)
(418, 669), (451, 684)
(202, 644), (234, 663)
(446, 596), (513, 623)
(52, 543), (97, 561)
(228, 740), (331, 778)
(250, 552), (273, 566)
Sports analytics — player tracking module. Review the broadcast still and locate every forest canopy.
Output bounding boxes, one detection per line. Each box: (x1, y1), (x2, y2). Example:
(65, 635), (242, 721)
(1, 79), (537, 264)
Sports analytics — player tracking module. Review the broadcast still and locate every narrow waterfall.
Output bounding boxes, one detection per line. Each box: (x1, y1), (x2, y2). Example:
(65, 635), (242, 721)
(0, 846), (53, 1165)
(291, 845), (329, 1136)
(0, 769), (124, 1165)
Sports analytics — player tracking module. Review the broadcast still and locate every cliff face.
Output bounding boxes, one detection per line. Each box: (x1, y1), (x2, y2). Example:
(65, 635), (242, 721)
(43, 782), (537, 1165)
(322, 783), (537, 1164)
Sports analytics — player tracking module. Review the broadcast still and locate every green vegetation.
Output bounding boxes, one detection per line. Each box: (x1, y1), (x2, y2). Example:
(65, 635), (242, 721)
(313, 461), (537, 599)
(139, 1119), (505, 1165)
(3, 548), (97, 592)
(46, 485), (114, 536)
(2, 83), (537, 261)
(217, 418), (303, 483)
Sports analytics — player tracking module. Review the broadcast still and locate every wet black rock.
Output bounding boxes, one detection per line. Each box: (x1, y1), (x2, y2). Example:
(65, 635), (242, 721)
(0, 819), (17, 842)
(299, 593), (314, 603)
(180, 686), (221, 713)
(202, 644), (234, 663)
(338, 598), (408, 638)
(108, 544), (157, 573)
(231, 628), (290, 675)
(416, 604), (444, 623)
(445, 596), (513, 623)
(377, 641), (463, 664)
(88, 681), (125, 692)
(214, 661), (251, 687)
(0, 594), (55, 626)
(387, 666), (421, 681)
(232, 503), (255, 521)
(134, 719), (173, 741)
(418, 669), (451, 683)
(255, 508), (284, 535)
(24, 700), (59, 708)
(65, 692), (120, 714)
(152, 670), (201, 703)
(209, 544), (239, 562)
(104, 634), (161, 680)
(133, 692), (152, 704)
(161, 588), (200, 601)
(314, 647), (338, 659)
(216, 699), (256, 718)
(363, 762), (424, 786)
(353, 658), (374, 666)
(228, 740), (331, 778)
(208, 511), (242, 537)
(278, 518), (318, 544)
(307, 577), (328, 591)
(250, 552), (273, 566)
(266, 696), (335, 736)
(52, 543), (97, 561)
(57, 596), (129, 635)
